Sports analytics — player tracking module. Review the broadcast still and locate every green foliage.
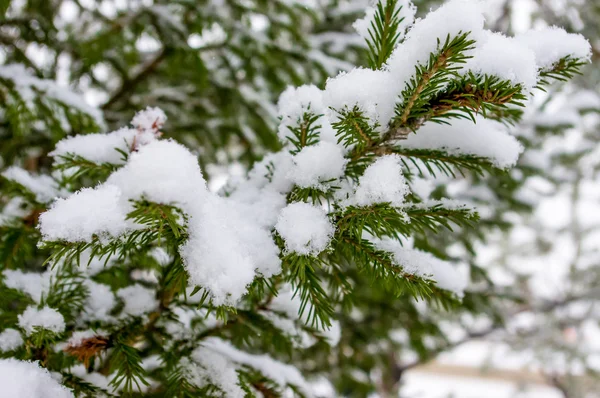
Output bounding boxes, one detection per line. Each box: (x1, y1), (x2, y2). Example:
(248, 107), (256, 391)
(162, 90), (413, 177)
(365, 0), (409, 69)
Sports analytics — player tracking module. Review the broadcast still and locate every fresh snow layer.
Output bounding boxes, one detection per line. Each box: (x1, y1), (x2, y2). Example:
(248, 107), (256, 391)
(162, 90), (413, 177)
(18, 306), (66, 336)
(401, 118), (523, 168)
(353, 155), (409, 207)
(516, 26), (591, 70)
(186, 349), (245, 397)
(116, 284), (159, 317)
(372, 237), (467, 296)
(463, 32), (538, 91)
(198, 337), (313, 397)
(39, 184), (131, 242)
(42, 133), (281, 306)
(277, 84), (338, 146)
(3, 269), (51, 303)
(386, 0), (485, 104)
(0, 329), (23, 352)
(0, 359), (74, 398)
(287, 141), (347, 188)
(324, 68), (399, 127)
(50, 128), (136, 165)
(276, 202), (334, 256)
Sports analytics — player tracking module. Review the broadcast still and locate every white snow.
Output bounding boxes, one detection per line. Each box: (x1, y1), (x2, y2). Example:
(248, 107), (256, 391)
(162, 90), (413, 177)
(464, 32), (538, 91)
(18, 306), (66, 336)
(372, 237), (467, 296)
(42, 129), (283, 306)
(82, 280), (116, 322)
(275, 202), (334, 256)
(131, 106), (167, 132)
(0, 359), (74, 398)
(199, 337), (313, 397)
(105, 139), (207, 205)
(39, 184), (131, 242)
(353, 155), (409, 207)
(516, 26), (591, 70)
(50, 127), (136, 165)
(186, 348), (245, 397)
(3, 269), (51, 303)
(385, 0), (486, 104)
(116, 284), (158, 317)
(401, 118), (523, 168)
(277, 85), (338, 146)
(0, 329), (23, 352)
(287, 141), (347, 189)
(2, 167), (62, 203)
(324, 68), (398, 128)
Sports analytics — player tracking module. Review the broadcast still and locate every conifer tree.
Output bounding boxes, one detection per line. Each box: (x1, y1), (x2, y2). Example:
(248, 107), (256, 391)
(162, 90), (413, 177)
(0, 0), (592, 397)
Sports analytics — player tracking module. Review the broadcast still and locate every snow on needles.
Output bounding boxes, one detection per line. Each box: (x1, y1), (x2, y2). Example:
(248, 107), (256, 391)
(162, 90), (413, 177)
(196, 338), (313, 397)
(463, 32), (538, 91)
(0, 359), (74, 398)
(353, 155), (409, 207)
(41, 118), (281, 306)
(287, 141), (347, 188)
(402, 117), (523, 168)
(372, 237), (467, 297)
(276, 202), (334, 256)
(2, 167), (63, 203)
(516, 27), (592, 71)
(18, 306), (66, 336)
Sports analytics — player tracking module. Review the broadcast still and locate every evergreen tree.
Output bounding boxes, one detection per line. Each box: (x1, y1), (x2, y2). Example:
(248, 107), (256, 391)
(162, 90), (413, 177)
(0, 0), (592, 397)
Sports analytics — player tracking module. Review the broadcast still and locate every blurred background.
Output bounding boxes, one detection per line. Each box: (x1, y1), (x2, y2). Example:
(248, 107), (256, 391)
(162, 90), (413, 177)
(1, 0), (599, 397)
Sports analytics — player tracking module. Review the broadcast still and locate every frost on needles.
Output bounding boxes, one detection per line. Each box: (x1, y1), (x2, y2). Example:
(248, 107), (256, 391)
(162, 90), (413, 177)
(0, 0), (591, 396)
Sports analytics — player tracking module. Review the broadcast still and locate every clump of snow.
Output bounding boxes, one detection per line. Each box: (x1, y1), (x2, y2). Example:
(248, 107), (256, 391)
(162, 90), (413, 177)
(186, 348), (244, 397)
(0, 358), (74, 398)
(116, 284), (158, 317)
(2, 167), (62, 203)
(516, 27), (591, 70)
(353, 0), (416, 43)
(287, 141), (347, 189)
(198, 337), (313, 396)
(18, 306), (66, 336)
(372, 237), (467, 296)
(105, 139), (207, 205)
(3, 269), (51, 303)
(131, 106), (167, 132)
(50, 127), (136, 165)
(82, 280), (116, 322)
(0, 329), (23, 352)
(277, 85), (338, 146)
(276, 202), (334, 256)
(353, 155), (409, 207)
(39, 184), (130, 242)
(401, 117), (523, 168)
(180, 195), (281, 305)
(386, 0), (486, 103)
(324, 68), (398, 128)
(464, 32), (538, 91)
(42, 129), (282, 306)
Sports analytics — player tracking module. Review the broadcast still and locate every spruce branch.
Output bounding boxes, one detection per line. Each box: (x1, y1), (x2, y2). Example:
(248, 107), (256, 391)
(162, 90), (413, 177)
(366, 0), (407, 69)
(392, 32), (476, 134)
